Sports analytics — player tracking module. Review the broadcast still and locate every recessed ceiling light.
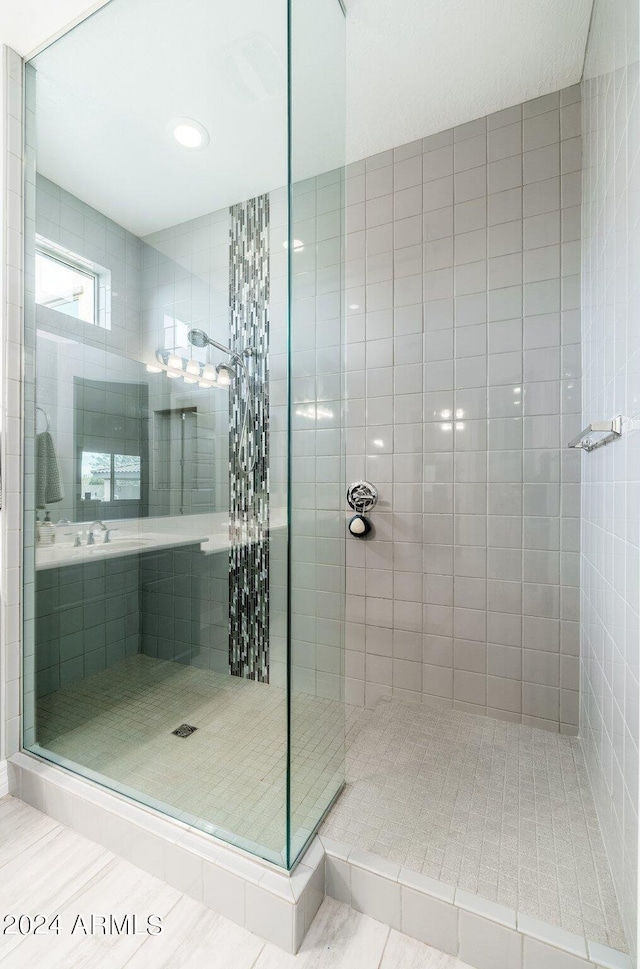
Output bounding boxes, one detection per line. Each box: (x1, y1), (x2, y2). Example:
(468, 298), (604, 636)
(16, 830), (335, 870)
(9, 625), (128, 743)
(170, 119), (209, 149)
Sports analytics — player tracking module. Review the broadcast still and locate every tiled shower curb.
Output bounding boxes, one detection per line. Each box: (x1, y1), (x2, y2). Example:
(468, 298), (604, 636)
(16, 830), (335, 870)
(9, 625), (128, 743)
(9, 752), (324, 954)
(320, 836), (631, 969)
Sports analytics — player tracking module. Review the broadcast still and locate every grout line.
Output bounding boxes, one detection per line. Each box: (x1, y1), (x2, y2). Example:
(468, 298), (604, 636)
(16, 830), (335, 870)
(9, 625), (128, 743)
(375, 924), (392, 968)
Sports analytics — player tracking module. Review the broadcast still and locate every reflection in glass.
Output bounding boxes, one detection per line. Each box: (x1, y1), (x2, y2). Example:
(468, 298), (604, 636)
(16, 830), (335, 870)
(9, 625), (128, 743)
(22, 0), (345, 871)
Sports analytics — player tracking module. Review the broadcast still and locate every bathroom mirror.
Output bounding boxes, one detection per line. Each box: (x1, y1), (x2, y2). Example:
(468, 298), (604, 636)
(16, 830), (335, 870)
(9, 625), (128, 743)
(28, 0), (289, 529)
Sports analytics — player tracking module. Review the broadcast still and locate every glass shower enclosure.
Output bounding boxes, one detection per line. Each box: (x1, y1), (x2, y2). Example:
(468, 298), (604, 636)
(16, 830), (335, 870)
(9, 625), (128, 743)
(21, 0), (346, 869)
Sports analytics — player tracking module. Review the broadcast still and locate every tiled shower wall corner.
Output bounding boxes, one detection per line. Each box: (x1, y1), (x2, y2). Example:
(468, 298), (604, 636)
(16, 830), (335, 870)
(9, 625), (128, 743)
(345, 85), (583, 732)
(581, 0), (640, 955)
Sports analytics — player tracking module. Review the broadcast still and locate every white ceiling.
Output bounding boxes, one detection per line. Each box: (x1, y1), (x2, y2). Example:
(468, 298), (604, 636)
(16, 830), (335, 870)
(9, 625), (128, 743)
(0, 0), (109, 58)
(345, 0), (593, 161)
(29, 0), (290, 236)
(0, 0), (593, 234)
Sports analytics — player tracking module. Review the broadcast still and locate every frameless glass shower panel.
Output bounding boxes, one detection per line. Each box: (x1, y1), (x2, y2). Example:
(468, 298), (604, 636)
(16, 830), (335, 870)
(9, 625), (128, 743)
(23, 0), (291, 865)
(287, 0), (347, 865)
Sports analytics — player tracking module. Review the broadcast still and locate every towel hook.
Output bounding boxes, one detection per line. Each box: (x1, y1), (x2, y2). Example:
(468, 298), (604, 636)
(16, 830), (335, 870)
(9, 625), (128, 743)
(36, 406), (51, 432)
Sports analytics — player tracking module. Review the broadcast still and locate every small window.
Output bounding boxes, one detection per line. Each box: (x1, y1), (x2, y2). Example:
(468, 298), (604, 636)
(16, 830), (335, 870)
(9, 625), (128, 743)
(81, 452), (141, 502)
(35, 237), (110, 329)
(36, 249), (97, 324)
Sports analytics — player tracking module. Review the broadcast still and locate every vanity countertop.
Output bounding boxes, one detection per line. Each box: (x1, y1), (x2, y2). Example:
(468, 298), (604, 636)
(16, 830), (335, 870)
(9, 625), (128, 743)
(35, 511), (285, 571)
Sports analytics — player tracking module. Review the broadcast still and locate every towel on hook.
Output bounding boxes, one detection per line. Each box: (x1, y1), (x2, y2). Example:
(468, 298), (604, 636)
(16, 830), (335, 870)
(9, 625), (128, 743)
(36, 430), (64, 509)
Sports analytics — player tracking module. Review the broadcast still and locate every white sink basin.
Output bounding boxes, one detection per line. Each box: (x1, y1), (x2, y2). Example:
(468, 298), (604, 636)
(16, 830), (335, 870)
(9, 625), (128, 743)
(85, 537), (155, 553)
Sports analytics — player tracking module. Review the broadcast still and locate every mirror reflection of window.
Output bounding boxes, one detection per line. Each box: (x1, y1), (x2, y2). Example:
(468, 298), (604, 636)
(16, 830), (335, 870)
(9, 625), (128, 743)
(81, 451), (141, 501)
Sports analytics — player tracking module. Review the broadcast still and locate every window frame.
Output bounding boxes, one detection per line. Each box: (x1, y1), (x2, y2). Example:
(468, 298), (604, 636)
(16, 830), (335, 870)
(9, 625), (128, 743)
(80, 450), (142, 504)
(35, 235), (111, 329)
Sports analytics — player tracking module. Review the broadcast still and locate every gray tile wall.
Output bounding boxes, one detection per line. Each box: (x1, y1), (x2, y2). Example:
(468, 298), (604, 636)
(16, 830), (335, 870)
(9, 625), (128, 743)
(581, 0), (640, 953)
(140, 546), (228, 671)
(34, 555), (140, 697)
(345, 86), (582, 733)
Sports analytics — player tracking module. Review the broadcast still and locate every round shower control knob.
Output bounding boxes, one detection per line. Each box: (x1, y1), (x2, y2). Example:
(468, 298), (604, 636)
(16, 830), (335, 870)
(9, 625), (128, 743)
(348, 514), (371, 537)
(347, 481), (378, 514)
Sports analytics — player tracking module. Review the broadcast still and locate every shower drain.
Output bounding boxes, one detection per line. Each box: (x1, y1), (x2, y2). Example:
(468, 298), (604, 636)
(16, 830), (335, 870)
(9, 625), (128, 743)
(172, 724), (198, 738)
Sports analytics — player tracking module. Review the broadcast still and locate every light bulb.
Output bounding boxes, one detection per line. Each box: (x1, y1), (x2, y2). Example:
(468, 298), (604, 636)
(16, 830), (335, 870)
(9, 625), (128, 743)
(215, 363), (233, 386)
(168, 354), (183, 371)
(202, 364), (217, 381)
(183, 375), (198, 384)
(146, 364), (162, 373)
(186, 359), (200, 376)
(167, 371), (180, 378)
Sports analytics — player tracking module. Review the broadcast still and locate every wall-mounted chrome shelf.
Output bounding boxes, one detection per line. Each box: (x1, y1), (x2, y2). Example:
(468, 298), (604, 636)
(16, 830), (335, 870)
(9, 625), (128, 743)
(568, 416), (623, 453)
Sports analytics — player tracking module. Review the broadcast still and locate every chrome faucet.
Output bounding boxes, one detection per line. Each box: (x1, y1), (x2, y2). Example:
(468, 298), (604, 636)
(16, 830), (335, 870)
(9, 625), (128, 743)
(87, 520), (108, 545)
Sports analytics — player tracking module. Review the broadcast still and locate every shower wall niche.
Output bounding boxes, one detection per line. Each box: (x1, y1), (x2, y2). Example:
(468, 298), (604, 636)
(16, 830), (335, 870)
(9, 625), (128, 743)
(22, 0), (346, 871)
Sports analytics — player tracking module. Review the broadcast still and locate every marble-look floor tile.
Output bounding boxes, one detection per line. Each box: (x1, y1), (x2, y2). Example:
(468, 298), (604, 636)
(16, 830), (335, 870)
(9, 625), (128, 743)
(0, 795), (61, 866)
(381, 929), (474, 969)
(0, 825), (111, 912)
(127, 895), (265, 969)
(254, 897), (390, 968)
(0, 857), (180, 969)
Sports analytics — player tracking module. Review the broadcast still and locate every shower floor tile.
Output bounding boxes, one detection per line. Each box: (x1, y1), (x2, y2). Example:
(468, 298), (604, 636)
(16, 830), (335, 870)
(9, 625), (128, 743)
(322, 696), (627, 953)
(34, 654), (344, 866)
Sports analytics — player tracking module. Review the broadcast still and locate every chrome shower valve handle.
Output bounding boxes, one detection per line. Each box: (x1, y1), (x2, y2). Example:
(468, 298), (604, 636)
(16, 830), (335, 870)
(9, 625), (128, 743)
(347, 481), (378, 538)
(347, 481), (378, 515)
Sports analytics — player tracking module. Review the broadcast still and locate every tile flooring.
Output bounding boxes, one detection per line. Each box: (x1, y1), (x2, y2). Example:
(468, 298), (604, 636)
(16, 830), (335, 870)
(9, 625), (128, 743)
(321, 697), (627, 952)
(35, 654), (344, 865)
(0, 796), (473, 968)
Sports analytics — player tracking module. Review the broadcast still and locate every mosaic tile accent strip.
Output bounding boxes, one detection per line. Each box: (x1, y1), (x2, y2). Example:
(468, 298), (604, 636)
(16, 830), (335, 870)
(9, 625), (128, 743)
(322, 697), (628, 952)
(229, 196), (270, 681)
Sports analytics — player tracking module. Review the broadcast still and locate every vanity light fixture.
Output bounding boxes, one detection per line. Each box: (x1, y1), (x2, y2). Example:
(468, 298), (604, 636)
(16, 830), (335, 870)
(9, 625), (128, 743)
(152, 349), (228, 389)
